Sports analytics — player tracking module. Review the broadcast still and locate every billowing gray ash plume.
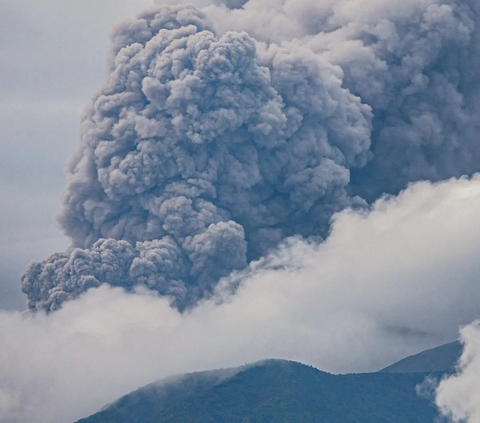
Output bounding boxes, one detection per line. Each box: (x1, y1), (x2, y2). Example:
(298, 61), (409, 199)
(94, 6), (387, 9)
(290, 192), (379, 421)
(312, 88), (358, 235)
(207, 0), (480, 199)
(21, 0), (480, 311)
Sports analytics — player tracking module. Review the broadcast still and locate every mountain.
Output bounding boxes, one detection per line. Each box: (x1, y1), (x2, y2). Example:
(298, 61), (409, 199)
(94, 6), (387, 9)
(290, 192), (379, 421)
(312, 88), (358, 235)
(77, 360), (439, 423)
(379, 342), (462, 374)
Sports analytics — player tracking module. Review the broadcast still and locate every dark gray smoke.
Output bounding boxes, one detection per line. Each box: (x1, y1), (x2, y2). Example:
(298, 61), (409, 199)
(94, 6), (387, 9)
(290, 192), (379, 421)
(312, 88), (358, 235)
(324, 0), (480, 199)
(21, 0), (480, 311)
(215, 0), (249, 9)
(204, 0), (480, 197)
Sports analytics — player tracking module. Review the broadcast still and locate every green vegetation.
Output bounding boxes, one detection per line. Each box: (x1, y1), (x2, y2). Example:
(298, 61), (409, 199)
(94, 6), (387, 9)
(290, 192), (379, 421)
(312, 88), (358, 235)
(77, 360), (440, 423)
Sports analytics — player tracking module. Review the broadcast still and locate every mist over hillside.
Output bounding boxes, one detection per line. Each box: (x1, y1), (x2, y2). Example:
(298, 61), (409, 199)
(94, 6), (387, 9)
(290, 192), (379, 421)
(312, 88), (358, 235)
(76, 340), (464, 422)
(380, 342), (462, 374)
(77, 359), (442, 423)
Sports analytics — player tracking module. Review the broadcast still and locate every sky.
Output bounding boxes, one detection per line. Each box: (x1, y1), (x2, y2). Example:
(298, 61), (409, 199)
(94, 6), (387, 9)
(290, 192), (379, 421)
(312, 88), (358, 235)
(0, 0), (154, 309)
(2, 1), (480, 422)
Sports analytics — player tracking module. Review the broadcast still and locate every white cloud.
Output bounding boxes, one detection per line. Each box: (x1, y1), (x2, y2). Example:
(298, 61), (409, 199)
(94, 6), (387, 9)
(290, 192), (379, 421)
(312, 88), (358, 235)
(436, 323), (480, 423)
(1, 175), (480, 422)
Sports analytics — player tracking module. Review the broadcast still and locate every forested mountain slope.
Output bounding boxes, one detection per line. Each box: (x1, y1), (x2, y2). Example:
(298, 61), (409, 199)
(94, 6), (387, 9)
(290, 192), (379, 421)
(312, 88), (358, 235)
(77, 360), (439, 423)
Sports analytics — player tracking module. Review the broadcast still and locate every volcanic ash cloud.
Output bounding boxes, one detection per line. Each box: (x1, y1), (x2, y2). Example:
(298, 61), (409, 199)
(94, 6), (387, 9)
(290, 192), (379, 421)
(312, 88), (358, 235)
(21, 4), (372, 311)
(21, 0), (480, 311)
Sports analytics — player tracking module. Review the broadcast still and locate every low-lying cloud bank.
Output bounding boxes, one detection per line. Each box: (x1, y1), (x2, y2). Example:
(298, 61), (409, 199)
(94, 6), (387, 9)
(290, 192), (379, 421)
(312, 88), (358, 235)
(436, 323), (480, 422)
(1, 175), (480, 423)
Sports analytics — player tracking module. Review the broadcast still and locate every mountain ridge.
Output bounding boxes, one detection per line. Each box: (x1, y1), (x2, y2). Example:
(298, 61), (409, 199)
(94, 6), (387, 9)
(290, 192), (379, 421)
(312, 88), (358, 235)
(379, 341), (462, 374)
(77, 342), (463, 423)
(77, 359), (439, 423)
